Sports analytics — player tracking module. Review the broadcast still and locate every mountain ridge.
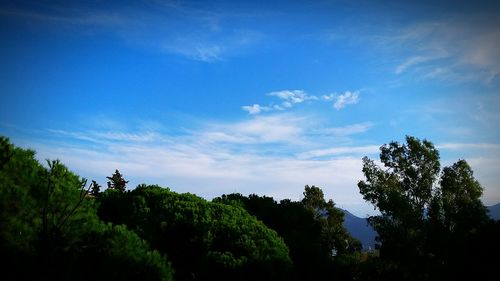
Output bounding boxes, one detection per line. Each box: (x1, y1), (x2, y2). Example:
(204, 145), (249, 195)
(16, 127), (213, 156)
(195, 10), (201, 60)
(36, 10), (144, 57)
(487, 203), (500, 220)
(341, 209), (377, 251)
(341, 202), (500, 251)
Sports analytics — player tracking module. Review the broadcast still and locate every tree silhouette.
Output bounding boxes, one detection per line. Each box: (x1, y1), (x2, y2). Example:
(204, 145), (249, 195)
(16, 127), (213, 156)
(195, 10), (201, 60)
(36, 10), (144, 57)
(358, 136), (493, 280)
(215, 186), (361, 281)
(106, 169), (128, 192)
(90, 180), (101, 197)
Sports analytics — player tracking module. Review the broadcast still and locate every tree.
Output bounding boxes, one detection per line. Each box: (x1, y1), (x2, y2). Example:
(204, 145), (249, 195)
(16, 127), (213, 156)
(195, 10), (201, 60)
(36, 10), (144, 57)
(214, 193), (327, 281)
(302, 185), (361, 255)
(97, 184), (292, 281)
(0, 136), (173, 281)
(358, 136), (493, 280)
(90, 180), (101, 197)
(215, 186), (362, 281)
(106, 169), (128, 192)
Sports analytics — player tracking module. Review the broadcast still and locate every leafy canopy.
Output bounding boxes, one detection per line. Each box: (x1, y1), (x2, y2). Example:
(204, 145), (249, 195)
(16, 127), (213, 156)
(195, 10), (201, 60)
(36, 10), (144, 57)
(358, 136), (494, 280)
(0, 136), (173, 281)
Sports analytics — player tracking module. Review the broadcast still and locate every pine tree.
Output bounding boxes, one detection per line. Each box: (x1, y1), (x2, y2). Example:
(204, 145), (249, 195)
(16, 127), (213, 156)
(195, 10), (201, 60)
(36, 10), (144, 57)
(90, 180), (101, 197)
(106, 170), (128, 192)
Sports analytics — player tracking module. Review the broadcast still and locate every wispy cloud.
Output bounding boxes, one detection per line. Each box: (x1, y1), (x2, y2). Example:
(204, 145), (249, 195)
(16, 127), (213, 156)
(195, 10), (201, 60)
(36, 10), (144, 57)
(12, 115), (499, 217)
(242, 90), (361, 114)
(297, 145), (379, 159)
(1, 2), (264, 62)
(165, 43), (224, 62)
(437, 143), (500, 151)
(387, 18), (500, 83)
(163, 30), (264, 62)
(19, 115), (379, 216)
(241, 104), (269, 114)
(268, 90), (318, 106)
(201, 114), (306, 145)
(0, 6), (128, 27)
(242, 89), (315, 114)
(321, 122), (373, 137)
(395, 55), (435, 74)
(333, 91), (359, 109)
(328, 12), (500, 84)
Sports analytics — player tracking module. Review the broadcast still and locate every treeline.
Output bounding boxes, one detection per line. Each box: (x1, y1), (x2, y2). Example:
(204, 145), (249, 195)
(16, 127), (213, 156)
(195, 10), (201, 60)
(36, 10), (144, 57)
(0, 136), (498, 281)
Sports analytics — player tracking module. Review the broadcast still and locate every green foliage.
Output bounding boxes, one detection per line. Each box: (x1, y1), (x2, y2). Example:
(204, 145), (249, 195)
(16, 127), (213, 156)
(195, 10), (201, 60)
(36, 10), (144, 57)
(73, 223), (173, 281)
(215, 186), (362, 281)
(0, 136), (173, 281)
(98, 184), (292, 281)
(3, 134), (498, 281)
(302, 185), (361, 255)
(358, 136), (496, 280)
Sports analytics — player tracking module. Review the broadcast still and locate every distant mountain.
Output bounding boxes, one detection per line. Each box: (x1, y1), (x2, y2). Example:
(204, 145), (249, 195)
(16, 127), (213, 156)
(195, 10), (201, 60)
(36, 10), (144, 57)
(341, 203), (499, 250)
(341, 209), (377, 251)
(487, 203), (500, 220)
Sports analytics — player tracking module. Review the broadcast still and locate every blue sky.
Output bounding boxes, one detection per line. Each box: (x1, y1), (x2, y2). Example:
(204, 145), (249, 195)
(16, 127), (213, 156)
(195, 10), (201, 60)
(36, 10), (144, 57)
(1, 0), (499, 216)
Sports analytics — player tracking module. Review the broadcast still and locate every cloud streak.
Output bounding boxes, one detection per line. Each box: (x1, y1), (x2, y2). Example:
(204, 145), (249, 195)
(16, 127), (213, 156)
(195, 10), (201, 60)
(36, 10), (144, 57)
(11, 115), (499, 217)
(320, 122), (373, 137)
(21, 115), (379, 216)
(0, 2), (264, 62)
(387, 18), (500, 83)
(242, 90), (361, 114)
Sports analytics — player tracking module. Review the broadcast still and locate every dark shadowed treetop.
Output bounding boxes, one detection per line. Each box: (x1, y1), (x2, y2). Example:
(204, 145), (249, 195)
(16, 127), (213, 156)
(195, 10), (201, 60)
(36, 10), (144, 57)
(90, 180), (101, 197)
(106, 169), (128, 192)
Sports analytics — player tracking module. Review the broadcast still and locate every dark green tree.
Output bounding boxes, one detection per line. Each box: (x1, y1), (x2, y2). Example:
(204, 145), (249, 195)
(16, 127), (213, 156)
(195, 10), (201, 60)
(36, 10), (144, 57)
(0, 136), (173, 281)
(302, 185), (361, 255)
(215, 193), (327, 281)
(215, 186), (362, 281)
(106, 169), (128, 192)
(358, 136), (494, 280)
(90, 180), (101, 197)
(97, 184), (292, 281)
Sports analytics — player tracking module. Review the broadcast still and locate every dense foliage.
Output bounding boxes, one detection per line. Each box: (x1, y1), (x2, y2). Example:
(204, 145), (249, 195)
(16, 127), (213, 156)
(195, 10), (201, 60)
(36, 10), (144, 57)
(358, 136), (499, 280)
(214, 186), (361, 281)
(97, 185), (292, 281)
(0, 137), (173, 281)
(1, 134), (498, 281)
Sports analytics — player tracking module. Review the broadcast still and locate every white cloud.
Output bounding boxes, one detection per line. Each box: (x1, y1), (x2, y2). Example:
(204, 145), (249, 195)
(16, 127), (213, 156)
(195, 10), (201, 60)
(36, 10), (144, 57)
(203, 114), (306, 144)
(383, 17), (500, 83)
(32, 138), (371, 215)
(242, 89), (361, 114)
(22, 116), (379, 216)
(16, 116), (500, 217)
(437, 143), (500, 151)
(183, 44), (223, 62)
(333, 91), (360, 109)
(47, 129), (162, 143)
(2, 2), (264, 63)
(322, 122), (373, 136)
(242, 104), (269, 114)
(322, 94), (335, 101)
(297, 145), (379, 159)
(162, 31), (264, 62)
(395, 55), (434, 74)
(268, 90), (317, 104)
